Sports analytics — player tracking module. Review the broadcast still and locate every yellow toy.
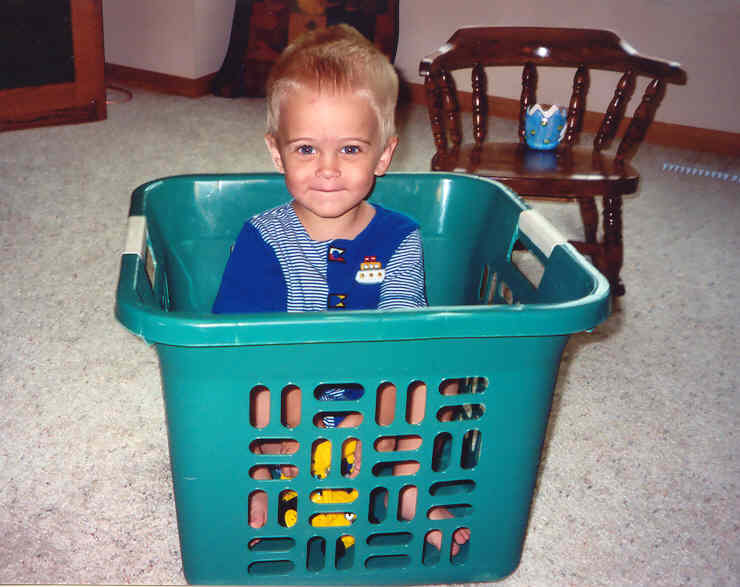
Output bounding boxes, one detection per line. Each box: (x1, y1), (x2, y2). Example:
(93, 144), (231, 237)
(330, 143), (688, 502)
(311, 440), (332, 479)
(311, 488), (358, 504)
(311, 513), (356, 550)
(310, 512), (357, 527)
(310, 438), (358, 479)
(339, 535), (355, 551)
(278, 438), (359, 546)
(341, 439), (358, 476)
(278, 488), (358, 551)
(278, 490), (298, 528)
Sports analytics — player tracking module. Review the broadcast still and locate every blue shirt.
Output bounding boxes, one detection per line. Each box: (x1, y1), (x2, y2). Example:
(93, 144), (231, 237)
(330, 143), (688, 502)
(212, 202), (427, 313)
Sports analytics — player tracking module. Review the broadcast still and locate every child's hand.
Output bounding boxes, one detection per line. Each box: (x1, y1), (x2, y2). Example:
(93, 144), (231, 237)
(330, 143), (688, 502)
(280, 439), (299, 454)
(279, 439), (299, 478)
(280, 464), (298, 478)
(248, 487), (268, 528)
(337, 414), (363, 477)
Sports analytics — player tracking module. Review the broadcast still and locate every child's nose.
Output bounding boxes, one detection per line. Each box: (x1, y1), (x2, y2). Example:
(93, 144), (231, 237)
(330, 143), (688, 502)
(316, 153), (340, 178)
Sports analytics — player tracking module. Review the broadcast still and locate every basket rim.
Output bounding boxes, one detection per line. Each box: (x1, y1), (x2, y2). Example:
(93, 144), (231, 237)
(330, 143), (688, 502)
(116, 172), (610, 346)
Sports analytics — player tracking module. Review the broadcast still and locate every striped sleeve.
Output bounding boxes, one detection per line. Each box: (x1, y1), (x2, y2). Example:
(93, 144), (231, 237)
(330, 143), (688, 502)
(251, 205), (329, 313)
(378, 229), (428, 309)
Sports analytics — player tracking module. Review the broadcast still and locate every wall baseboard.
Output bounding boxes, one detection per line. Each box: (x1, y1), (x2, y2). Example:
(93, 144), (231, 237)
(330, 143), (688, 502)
(403, 82), (739, 156)
(104, 63), (215, 98)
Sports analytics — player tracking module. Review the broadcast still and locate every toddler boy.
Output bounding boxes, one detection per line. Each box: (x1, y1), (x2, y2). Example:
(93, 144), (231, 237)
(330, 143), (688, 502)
(213, 24), (467, 555)
(212, 24), (424, 313)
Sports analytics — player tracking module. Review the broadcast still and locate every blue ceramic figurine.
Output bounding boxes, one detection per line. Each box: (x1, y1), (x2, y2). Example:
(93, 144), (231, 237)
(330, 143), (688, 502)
(525, 104), (567, 150)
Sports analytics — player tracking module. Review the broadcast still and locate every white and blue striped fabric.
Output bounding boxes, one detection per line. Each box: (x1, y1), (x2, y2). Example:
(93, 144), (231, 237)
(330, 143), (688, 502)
(316, 385), (364, 427)
(250, 203), (427, 312)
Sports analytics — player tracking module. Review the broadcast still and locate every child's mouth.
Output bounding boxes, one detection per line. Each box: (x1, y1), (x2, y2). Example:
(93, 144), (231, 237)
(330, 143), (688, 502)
(313, 187), (343, 193)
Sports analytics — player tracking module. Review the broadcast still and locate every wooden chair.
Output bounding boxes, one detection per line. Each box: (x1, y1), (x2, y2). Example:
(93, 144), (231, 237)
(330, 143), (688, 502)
(419, 27), (687, 295)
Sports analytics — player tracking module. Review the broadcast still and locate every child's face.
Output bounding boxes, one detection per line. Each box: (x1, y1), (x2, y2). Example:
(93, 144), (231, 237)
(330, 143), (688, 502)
(265, 86), (397, 238)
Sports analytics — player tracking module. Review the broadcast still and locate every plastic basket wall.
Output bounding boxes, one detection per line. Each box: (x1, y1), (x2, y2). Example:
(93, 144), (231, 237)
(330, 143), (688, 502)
(116, 173), (610, 584)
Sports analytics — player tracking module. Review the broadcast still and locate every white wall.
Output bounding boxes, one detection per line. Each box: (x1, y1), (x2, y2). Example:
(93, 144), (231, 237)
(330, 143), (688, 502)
(193, 0), (237, 78)
(102, 0), (234, 79)
(102, 0), (739, 133)
(396, 0), (739, 132)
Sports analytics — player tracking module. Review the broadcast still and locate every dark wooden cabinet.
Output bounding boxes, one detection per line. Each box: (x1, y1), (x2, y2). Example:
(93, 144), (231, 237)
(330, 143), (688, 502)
(213, 0), (399, 98)
(1, 0), (106, 131)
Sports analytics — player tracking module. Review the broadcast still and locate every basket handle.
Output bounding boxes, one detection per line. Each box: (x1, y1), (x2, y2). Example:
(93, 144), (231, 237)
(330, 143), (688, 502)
(518, 209), (566, 258)
(116, 215), (158, 339)
(123, 215), (147, 258)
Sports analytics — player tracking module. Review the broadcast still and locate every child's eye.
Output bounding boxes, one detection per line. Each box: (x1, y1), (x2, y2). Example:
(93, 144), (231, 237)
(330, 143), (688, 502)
(341, 145), (362, 155)
(296, 144), (315, 155)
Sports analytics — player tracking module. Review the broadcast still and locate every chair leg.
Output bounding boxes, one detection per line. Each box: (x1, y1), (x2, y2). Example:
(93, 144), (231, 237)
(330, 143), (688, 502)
(602, 193), (625, 296)
(577, 198), (599, 243)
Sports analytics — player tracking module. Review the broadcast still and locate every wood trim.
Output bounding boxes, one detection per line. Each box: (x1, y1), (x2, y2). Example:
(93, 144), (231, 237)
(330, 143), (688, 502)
(74, 0), (106, 122)
(1, 101), (101, 132)
(105, 63), (216, 98)
(403, 82), (739, 156)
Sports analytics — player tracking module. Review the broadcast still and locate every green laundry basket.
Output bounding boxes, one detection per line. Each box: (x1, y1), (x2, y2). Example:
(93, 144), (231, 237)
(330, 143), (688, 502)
(115, 172), (610, 585)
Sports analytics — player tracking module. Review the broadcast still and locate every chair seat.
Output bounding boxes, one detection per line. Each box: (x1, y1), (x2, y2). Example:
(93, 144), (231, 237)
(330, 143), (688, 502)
(432, 142), (639, 198)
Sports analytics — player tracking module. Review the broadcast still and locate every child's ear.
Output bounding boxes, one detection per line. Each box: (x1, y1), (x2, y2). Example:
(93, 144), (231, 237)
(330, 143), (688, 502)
(374, 135), (399, 176)
(264, 133), (285, 173)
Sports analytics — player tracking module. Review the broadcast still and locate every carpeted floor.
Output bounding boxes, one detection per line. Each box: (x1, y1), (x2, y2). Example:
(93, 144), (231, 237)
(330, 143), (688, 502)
(0, 89), (737, 585)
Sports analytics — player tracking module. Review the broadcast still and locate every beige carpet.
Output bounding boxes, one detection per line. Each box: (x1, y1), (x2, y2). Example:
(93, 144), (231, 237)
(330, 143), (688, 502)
(0, 89), (737, 585)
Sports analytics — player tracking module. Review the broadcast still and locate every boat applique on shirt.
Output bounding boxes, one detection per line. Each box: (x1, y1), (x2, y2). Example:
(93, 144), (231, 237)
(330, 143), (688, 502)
(355, 255), (385, 284)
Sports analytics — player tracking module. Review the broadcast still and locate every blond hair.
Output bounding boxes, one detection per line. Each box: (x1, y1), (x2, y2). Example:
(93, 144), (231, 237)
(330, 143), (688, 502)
(266, 24), (399, 144)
